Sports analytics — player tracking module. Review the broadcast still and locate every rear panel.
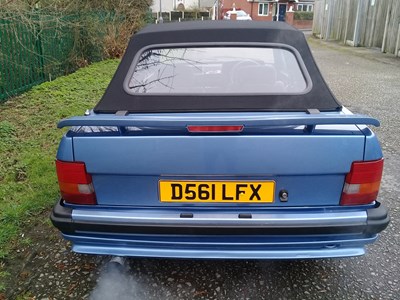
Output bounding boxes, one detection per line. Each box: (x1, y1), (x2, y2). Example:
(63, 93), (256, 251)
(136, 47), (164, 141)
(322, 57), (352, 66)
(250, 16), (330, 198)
(68, 127), (366, 207)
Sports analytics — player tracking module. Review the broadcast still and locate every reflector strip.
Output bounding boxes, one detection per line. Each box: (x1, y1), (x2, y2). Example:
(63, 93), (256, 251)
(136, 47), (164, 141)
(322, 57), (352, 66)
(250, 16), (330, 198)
(343, 182), (381, 195)
(187, 125), (244, 133)
(78, 183), (95, 195)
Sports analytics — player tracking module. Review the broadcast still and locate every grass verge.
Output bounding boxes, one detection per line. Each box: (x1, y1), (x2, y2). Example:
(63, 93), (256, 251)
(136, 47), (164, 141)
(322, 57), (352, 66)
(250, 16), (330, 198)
(0, 59), (119, 267)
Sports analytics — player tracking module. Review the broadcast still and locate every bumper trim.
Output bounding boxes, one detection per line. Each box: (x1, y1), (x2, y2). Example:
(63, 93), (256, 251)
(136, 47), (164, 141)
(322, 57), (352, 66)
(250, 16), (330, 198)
(72, 208), (367, 228)
(51, 200), (389, 236)
(71, 244), (367, 259)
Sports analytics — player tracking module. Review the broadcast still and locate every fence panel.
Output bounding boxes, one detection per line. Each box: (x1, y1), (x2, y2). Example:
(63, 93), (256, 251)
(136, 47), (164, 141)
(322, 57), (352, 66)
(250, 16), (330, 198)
(372, 0), (390, 49)
(40, 14), (76, 80)
(312, 0), (400, 56)
(154, 10), (211, 22)
(0, 17), (45, 101)
(385, 0), (400, 54)
(0, 12), (110, 102)
(312, 1), (324, 36)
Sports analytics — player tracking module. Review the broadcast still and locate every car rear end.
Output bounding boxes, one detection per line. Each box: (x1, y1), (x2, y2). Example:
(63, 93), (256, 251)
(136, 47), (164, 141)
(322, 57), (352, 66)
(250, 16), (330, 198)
(51, 111), (389, 259)
(50, 21), (389, 259)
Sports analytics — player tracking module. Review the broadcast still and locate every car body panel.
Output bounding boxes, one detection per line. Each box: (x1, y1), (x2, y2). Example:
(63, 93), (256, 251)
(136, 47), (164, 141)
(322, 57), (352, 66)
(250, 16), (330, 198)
(88, 174), (346, 207)
(73, 134), (365, 176)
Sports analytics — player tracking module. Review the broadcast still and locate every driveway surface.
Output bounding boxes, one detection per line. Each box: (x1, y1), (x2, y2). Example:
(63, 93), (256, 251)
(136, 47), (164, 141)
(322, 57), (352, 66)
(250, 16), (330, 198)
(5, 38), (400, 300)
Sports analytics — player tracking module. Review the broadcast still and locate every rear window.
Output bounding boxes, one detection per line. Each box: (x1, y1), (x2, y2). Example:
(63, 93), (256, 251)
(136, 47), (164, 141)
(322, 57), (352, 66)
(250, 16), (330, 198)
(125, 47), (308, 95)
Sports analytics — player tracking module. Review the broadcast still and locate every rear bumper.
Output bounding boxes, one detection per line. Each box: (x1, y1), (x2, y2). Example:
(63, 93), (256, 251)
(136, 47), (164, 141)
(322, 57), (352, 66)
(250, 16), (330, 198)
(51, 200), (389, 259)
(63, 234), (375, 259)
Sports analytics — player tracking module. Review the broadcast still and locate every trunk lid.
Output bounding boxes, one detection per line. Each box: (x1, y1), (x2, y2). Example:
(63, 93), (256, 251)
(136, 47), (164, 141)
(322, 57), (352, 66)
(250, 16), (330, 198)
(60, 112), (379, 207)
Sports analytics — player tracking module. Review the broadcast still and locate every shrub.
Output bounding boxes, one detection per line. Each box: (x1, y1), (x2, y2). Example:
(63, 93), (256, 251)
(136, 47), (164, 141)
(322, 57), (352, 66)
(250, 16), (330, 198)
(294, 11), (314, 21)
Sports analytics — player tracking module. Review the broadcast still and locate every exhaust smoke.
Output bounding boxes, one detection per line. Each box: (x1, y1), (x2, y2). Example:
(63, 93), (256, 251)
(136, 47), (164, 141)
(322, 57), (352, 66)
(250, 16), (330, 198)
(90, 257), (138, 300)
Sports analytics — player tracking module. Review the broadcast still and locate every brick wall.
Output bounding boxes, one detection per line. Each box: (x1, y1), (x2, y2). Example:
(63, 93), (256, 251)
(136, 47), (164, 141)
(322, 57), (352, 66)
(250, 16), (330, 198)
(292, 19), (313, 30)
(285, 11), (313, 30)
(221, 0), (274, 21)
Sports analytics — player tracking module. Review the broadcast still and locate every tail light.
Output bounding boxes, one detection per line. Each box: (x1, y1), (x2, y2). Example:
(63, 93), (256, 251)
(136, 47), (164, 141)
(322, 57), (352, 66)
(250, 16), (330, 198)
(340, 159), (383, 206)
(55, 160), (97, 205)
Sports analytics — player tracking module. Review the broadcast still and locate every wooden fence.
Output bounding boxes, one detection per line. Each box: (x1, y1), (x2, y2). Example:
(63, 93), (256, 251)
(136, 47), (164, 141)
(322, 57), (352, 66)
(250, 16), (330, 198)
(313, 0), (400, 56)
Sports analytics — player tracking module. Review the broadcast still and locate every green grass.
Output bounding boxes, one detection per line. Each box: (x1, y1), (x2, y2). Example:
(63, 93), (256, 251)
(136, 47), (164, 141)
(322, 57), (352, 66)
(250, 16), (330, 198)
(0, 268), (9, 292)
(0, 59), (119, 259)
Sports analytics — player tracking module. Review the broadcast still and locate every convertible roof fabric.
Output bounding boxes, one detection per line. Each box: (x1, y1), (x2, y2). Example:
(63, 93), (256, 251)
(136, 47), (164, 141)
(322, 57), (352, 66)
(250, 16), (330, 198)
(94, 21), (342, 113)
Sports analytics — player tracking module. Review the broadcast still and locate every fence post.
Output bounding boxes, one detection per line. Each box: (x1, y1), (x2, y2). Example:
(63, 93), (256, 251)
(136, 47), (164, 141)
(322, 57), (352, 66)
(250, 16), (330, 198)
(325, 0), (334, 40)
(36, 17), (46, 81)
(353, 0), (365, 47)
(368, 0), (378, 47)
(320, 0), (326, 39)
(381, 0), (392, 53)
(343, 0), (350, 44)
(395, 22), (400, 57)
(0, 20), (6, 100)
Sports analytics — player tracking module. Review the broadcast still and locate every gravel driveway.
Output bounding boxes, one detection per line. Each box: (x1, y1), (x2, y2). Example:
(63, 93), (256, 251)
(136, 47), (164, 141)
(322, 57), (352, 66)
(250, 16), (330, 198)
(5, 37), (400, 300)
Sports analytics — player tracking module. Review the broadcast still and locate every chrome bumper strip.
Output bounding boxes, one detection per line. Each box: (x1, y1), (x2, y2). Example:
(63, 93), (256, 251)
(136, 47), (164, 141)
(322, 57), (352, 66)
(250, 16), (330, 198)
(72, 209), (367, 228)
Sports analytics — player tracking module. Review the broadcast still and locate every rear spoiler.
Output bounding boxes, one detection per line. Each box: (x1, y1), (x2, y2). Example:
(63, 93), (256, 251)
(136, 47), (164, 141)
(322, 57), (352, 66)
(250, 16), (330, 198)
(58, 113), (380, 129)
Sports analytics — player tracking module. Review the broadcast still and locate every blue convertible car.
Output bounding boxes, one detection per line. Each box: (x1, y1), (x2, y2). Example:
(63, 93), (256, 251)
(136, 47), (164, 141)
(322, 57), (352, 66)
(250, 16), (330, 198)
(51, 21), (389, 259)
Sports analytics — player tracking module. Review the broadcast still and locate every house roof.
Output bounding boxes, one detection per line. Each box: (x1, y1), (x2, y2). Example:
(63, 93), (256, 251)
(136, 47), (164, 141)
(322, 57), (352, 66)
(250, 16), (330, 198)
(138, 20), (298, 35)
(94, 21), (341, 113)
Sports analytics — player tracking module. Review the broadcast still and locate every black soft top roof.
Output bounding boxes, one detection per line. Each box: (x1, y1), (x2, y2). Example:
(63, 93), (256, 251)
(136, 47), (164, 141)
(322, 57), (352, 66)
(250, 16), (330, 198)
(94, 21), (341, 113)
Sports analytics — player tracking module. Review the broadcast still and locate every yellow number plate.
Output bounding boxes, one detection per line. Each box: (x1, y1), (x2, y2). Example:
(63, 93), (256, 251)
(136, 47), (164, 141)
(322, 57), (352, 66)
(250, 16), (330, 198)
(159, 181), (275, 203)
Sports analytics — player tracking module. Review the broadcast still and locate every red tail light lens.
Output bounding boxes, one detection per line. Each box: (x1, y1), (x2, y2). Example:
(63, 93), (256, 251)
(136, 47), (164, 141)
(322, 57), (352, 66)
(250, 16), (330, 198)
(56, 160), (97, 205)
(340, 159), (384, 206)
(187, 125), (244, 133)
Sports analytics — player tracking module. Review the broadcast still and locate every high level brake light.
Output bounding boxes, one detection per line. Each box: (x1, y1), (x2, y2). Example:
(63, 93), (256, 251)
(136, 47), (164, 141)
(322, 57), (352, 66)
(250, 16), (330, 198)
(56, 160), (97, 205)
(340, 159), (383, 206)
(187, 125), (244, 133)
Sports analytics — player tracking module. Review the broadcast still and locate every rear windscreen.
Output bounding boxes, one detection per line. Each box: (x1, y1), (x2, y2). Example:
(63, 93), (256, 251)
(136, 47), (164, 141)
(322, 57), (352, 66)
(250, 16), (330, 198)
(125, 47), (308, 95)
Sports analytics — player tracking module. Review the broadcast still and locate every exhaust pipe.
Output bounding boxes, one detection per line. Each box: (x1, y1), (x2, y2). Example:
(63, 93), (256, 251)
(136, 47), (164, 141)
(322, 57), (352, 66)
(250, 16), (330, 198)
(106, 256), (128, 273)
(109, 256), (126, 266)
